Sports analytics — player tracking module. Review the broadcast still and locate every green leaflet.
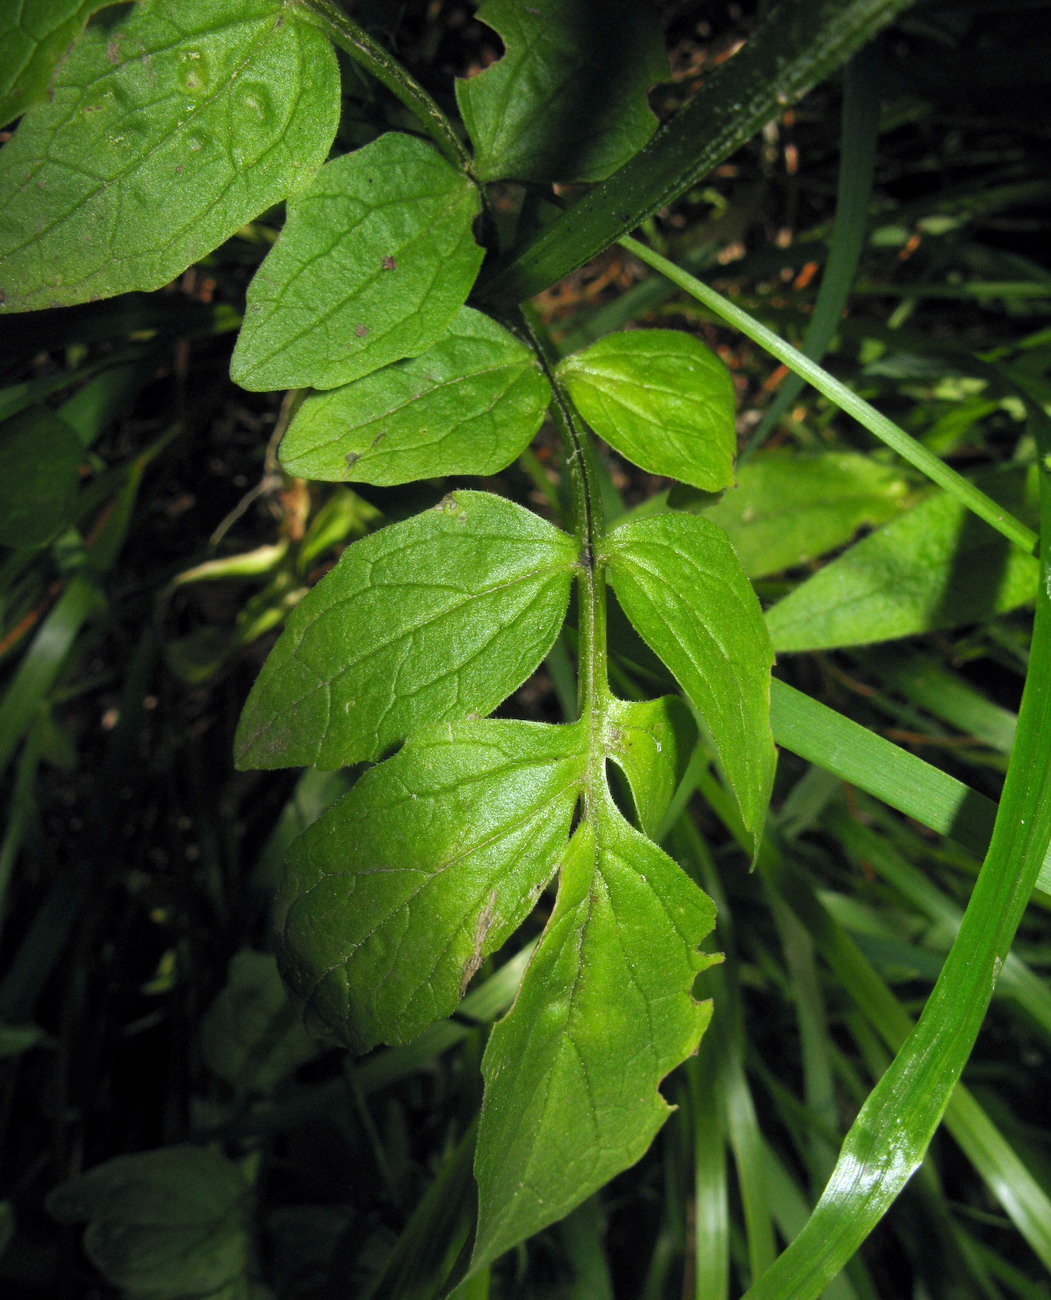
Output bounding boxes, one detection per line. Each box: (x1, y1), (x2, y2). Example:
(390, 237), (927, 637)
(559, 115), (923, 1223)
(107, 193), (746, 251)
(0, 0), (339, 312)
(454, 0), (666, 184)
(471, 795), (717, 1273)
(602, 513), (776, 855)
(234, 491), (578, 770)
(0, 0), (116, 129)
(230, 133), (484, 392)
(0, 408), (84, 548)
(199, 950), (318, 1100)
(558, 330), (736, 490)
(47, 1146), (253, 1297)
(280, 308), (550, 485)
(676, 451), (912, 578)
(605, 695), (695, 838)
(767, 464), (1040, 651)
(277, 719), (586, 1051)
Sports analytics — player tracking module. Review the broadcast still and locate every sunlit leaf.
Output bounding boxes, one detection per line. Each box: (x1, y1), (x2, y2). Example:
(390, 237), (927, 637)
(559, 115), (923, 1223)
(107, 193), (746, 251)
(455, 0), (666, 184)
(0, 0), (340, 311)
(278, 719), (586, 1050)
(231, 133), (483, 392)
(605, 694), (695, 838)
(602, 513), (776, 854)
(280, 308), (550, 485)
(558, 330), (736, 490)
(472, 795), (717, 1271)
(235, 491), (579, 770)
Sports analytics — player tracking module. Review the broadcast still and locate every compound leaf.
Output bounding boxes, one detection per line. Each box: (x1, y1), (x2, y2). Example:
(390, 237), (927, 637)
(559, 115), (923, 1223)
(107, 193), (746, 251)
(235, 491), (579, 770)
(472, 796), (717, 1271)
(0, 0), (340, 312)
(47, 1146), (253, 1297)
(605, 694), (695, 838)
(277, 719), (586, 1051)
(558, 330), (736, 490)
(602, 513), (776, 855)
(766, 465), (1040, 651)
(280, 308), (550, 485)
(231, 134), (484, 392)
(0, 0), (118, 130)
(455, 0), (666, 184)
(676, 450), (912, 578)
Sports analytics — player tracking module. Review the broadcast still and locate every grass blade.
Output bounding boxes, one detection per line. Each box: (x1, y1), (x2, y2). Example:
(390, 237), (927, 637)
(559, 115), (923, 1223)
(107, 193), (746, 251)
(741, 431), (1051, 1296)
(769, 677), (1051, 897)
(747, 46), (882, 450)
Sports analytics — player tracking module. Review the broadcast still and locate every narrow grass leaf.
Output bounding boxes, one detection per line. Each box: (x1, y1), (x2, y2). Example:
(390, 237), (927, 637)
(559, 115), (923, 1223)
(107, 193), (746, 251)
(557, 330), (736, 490)
(744, 436), (1051, 1295)
(748, 47), (881, 445)
(231, 133), (483, 392)
(277, 719), (586, 1050)
(603, 514), (776, 855)
(0, 0), (339, 311)
(280, 308), (550, 485)
(471, 795), (717, 1272)
(235, 491), (578, 770)
(455, 0), (665, 184)
(766, 466), (1039, 650)
(768, 679), (1051, 896)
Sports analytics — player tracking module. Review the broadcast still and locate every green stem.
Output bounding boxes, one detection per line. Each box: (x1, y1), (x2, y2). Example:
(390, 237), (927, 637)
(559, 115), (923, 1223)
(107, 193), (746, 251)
(519, 310), (609, 786)
(294, 0), (471, 171)
(620, 235), (1039, 556)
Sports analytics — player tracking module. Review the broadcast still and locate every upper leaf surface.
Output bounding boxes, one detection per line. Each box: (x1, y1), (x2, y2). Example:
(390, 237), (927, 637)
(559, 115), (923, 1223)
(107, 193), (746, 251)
(230, 134), (484, 392)
(277, 719), (586, 1051)
(766, 465), (1040, 651)
(280, 308), (550, 485)
(605, 695), (695, 838)
(235, 491), (579, 770)
(472, 797), (716, 1271)
(0, 0), (116, 130)
(677, 450), (912, 577)
(558, 330), (736, 490)
(454, 0), (666, 184)
(0, 0), (340, 312)
(602, 513), (776, 854)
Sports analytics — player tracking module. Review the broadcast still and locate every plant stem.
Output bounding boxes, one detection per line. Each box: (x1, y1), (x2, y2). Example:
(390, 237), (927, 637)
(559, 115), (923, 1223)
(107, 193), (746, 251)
(621, 235), (1039, 556)
(294, 0), (471, 171)
(519, 310), (609, 786)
